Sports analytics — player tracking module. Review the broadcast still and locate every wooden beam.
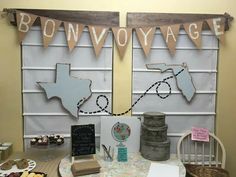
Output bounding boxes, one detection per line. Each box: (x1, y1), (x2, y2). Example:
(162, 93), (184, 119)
(3, 8), (120, 27)
(127, 12), (233, 31)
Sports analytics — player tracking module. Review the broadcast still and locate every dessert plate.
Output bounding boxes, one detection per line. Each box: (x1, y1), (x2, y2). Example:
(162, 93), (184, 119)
(0, 159), (36, 177)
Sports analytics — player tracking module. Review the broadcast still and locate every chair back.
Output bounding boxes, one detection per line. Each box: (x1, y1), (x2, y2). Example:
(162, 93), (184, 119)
(177, 130), (226, 169)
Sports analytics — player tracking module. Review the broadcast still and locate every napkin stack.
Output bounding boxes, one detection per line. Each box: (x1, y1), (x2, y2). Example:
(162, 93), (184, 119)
(71, 160), (101, 176)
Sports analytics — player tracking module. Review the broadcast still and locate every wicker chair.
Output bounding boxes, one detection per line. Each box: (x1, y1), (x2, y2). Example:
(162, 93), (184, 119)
(177, 130), (226, 169)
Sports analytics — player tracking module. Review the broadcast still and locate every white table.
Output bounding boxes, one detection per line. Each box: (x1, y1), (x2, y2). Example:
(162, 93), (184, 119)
(59, 153), (186, 177)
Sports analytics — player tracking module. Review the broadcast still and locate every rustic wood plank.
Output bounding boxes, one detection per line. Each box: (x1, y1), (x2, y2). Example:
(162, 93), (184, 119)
(127, 12), (233, 31)
(3, 8), (120, 27)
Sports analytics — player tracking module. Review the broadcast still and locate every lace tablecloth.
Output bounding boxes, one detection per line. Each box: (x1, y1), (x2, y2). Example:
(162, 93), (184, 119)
(58, 153), (186, 177)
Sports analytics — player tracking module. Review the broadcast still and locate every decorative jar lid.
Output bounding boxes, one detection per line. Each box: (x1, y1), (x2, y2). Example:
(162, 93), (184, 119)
(143, 112), (165, 117)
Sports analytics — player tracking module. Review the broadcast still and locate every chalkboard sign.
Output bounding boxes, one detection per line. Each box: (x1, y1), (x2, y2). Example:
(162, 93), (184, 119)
(71, 124), (96, 156)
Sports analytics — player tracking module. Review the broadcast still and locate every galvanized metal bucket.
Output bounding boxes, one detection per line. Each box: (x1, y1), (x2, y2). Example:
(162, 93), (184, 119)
(140, 139), (170, 161)
(141, 123), (168, 142)
(143, 112), (166, 128)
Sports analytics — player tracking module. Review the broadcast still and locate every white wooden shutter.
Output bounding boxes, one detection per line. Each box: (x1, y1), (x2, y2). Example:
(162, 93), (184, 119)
(132, 30), (218, 153)
(22, 27), (113, 149)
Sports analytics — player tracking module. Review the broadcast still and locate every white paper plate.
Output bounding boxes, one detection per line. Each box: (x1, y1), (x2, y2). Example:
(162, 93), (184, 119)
(0, 159), (36, 177)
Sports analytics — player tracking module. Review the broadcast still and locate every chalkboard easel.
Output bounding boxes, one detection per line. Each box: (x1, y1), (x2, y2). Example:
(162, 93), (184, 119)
(71, 124), (96, 162)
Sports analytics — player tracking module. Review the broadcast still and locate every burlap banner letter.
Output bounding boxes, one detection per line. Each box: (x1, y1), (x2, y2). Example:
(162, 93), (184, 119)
(112, 27), (132, 58)
(135, 27), (156, 57)
(64, 22), (84, 51)
(88, 26), (109, 57)
(184, 21), (203, 49)
(206, 17), (225, 43)
(16, 11), (38, 42)
(160, 24), (180, 56)
(40, 17), (61, 48)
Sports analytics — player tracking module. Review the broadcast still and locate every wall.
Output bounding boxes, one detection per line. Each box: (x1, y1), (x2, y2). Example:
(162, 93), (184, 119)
(0, 0), (235, 175)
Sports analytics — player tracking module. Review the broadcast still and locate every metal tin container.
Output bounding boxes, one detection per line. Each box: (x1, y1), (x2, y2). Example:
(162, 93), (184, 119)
(143, 112), (165, 127)
(140, 139), (170, 161)
(141, 123), (168, 142)
(0, 146), (9, 160)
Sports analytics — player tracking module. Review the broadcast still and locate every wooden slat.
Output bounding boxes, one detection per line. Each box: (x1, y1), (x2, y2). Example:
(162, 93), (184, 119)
(209, 138), (212, 167)
(182, 142), (185, 163)
(194, 142), (197, 164)
(202, 143), (205, 166)
(3, 8), (120, 27)
(127, 12), (233, 30)
(188, 136), (191, 163)
(216, 143), (219, 167)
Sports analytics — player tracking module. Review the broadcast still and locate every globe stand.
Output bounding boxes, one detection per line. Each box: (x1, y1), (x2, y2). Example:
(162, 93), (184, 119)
(111, 122), (131, 162)
(117, 142), (125, 147)
(117, 146), (127, 162)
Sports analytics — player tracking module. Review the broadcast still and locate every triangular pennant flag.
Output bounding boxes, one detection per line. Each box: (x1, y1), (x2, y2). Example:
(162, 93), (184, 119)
(88, 26), (109, 57)
(112, 27), (132, 58)
(135, 27), (156, 57)
(64, 22), (84, 51)
(160, 24), (180, 56)
(206, 17), (225, 43)
(16, 11), (38, 42)
(40, 16), (61, 48)
(183, 21), (203, 49)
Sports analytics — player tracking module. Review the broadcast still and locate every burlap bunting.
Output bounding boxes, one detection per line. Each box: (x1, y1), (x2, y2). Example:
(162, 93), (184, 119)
(15, 10), (227, 58)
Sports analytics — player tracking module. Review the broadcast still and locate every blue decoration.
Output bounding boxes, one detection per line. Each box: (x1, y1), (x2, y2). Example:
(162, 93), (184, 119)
(146, 63), (196, 102)
(38, 63), (92, 117)
(117, 147), (128, 162)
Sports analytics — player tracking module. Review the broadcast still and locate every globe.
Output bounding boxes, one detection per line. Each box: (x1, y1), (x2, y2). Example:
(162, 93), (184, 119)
(111, 122), (131, 143)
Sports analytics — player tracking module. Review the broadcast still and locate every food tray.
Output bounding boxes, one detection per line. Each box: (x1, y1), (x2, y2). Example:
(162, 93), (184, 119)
(6, 171), (47, 177)
(0, 159), (36, 177)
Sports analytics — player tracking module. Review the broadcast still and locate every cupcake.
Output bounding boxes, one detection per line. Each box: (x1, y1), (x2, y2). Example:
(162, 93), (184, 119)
(30, 138), (37, 145)
(56, 138), (64, 145)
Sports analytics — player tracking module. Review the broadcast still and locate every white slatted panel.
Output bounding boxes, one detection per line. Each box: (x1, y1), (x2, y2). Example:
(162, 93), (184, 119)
(22, 27), (113, 148)
(132, 30), (218, 153)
